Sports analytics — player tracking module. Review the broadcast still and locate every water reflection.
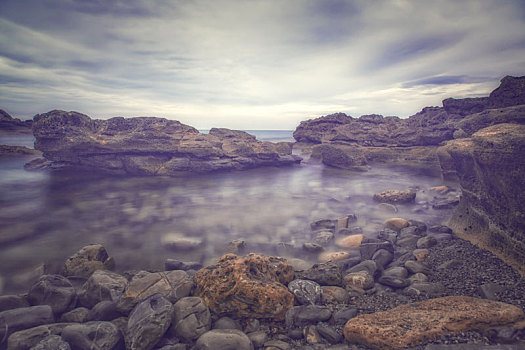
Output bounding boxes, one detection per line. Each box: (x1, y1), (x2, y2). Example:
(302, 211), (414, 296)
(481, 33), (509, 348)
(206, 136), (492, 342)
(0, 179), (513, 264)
(0, 147), (455, 294)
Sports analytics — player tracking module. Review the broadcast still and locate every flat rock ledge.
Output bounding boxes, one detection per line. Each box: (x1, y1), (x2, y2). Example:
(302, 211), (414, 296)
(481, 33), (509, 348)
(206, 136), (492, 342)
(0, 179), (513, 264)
(28, 110), (301, 175)
(343, 295), (525, 350)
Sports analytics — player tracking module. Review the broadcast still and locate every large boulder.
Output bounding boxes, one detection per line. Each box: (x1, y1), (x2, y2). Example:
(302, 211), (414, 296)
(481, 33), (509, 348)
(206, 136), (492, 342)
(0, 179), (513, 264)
(438, 123), (525, 274)
(0, 306), (55, 346)
(311, 144), (368, 170)
(27, 275), (77, 315)
(62, 244), (115, 278)
(344, 296), (524, 349)
(193, 254), (294, 320)
(31, 110), (301, 175)
(79, 270), (128, 308)
(61, 321), (123, 350)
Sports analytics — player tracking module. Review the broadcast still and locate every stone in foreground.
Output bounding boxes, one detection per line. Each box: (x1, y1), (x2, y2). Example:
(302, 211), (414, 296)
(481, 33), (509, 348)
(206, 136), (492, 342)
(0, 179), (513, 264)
(62, 244), (115, 278)
(343, 296), (524, 350)
(193, 254), (294, 320)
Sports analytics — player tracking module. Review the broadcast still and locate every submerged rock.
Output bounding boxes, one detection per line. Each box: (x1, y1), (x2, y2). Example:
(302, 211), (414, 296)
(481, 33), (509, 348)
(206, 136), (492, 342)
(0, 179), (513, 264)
(373, 190), (416, 204)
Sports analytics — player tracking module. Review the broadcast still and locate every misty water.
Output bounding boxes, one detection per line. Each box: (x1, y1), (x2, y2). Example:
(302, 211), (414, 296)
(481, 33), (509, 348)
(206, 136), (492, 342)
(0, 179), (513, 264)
(0, 131), (456, 294)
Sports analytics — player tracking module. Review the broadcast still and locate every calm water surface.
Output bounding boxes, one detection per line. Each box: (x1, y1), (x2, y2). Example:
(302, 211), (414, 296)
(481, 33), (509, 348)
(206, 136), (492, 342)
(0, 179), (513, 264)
(0, 131), (455, 294)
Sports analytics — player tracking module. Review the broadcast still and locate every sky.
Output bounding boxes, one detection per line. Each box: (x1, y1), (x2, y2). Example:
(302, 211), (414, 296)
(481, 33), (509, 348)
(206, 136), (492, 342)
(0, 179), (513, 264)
(0, 0), (524, 129)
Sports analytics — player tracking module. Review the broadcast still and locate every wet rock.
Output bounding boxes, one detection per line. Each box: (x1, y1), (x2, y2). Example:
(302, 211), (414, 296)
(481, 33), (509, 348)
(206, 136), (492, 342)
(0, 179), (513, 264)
(117, 270), (192, 313)
(27, 274), (77, 315)
(171, 297), (211, 341)
(61, 321), (122, 350)
(337, 226), (363, 235)
(263, 339), (291, 350)
(417, 236), (437, 249)
(127, 293), (173, 350)
(298, 262), (342, 286)
(318, 251), (351, 263)
(429, 225), (453, 234)
(404, 282), (445, 296)
(399, 225), (426, 237)
(285, 305), (332, 327)
(214, 316), (241, 330)
(310, 219), (335, 232)
(360, 238), (394, 260)
(59, 307), (89, 323)
(79, 270), (127, 308)
(373, 190), (416, 204)
(193, 254), (294, 320)
(432, 197), (460, 209)
(86, 301), (123, 321)
(62, 244), (115, 278)
(405, 261), (432, 275)
(335, 234), (363, 248)
(334, 307), (358, 325)
(165, 259), (203, 271)
(304, 324), (322, 344)
(343, 271), (374, 291)
(321, 286), (349, 304)
(288, 279), (322, 305)
(302, 242), (323, 253)
(30, 334), (71, 350)
(382, 266), (408, 279)
(0, 295), (29, 312)
(372, 249), (394, 268)
(343, 296), (524, 349)
(408, 273), (429, 284)
(378, 276), (410, 289)
(347, 260), (377, 277)
(247, 330), (267, 348)
(313, 231), (334, 246)
(7, 323), (73, 350)
(384, 218), (410, 232)
(0, 305), (54, 344)
(195, 329), (253, 350)
(317, 324), (342, 343)
(377, 202), (398, 213)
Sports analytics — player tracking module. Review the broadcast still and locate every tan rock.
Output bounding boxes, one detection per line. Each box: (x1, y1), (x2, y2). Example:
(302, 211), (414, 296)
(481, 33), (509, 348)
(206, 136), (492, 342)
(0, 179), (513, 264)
(373, 190), (416, 204)
(321, 286), (349, 304)
(193, 254), (294, 320)
(318, 251), (351, 263)
(335, 234), (363, 249)
(62, 244), (115, 278)
(343, 271), (374, 291)
(413, 249), (429, 261)
(344, 296), (524, 350)
(384, 218), (410, 232)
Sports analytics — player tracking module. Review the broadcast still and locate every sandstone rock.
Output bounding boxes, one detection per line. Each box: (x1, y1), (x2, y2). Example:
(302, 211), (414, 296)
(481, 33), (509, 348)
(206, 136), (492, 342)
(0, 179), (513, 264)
(79, 270), (128, 308)
(62, 244), (114, 278)
(0, 306), (54, 344)
(127, 294), (173, 350)
(384, 218), (410, 232)
(439, 123), (525, 274)
(28, 274), (77, 315)
(117, 270), (193, 314)
(344, 296), (525, 349)
(32, 110), (301, 175)
(61, 321), (122, 350)
(373, 190), (416, 204)
(335, 234), (363, 248)
(195, 329), (253, 350)
(171, 297), (211, 341)
(287, 279), (322, 305)
(311, 144), (368, 170)
(193, 254), (294, 320)
(318, 251), (351, 263)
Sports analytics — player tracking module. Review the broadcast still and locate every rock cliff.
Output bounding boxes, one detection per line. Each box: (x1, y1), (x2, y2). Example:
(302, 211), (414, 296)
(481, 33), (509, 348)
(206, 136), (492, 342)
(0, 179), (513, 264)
(30, 110), (301, 175)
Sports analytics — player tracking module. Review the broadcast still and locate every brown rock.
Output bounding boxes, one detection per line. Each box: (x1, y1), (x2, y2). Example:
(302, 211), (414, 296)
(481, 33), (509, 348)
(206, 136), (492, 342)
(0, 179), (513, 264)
(335, 234), (364, 248)
(373, 190), (416, 204)
(62, 244), (115, 278)
(318, 251), (351, 263)
(384, 218), (410, 232)
(193, 254), (294, 320)
(344, 296), (524, 350)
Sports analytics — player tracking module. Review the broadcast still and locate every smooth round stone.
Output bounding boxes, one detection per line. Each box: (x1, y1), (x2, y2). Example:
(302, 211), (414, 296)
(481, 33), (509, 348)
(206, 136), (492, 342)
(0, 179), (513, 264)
(413, 249), (429, 261)
(399, 226), (424, 238)
(347, 260), (377, 276)
(343, 271), (374, 291)
(86, 301), (122, 322)
(214, 316), (241, 330)
(372, 249), (394, 268)
(337, 227), (363, 235)
(298, 262), (343, 286)
(409, 273), (428, 283)
(285, 305), (332, 328)
(316, 324), (342, 344)
(417, 236), (437, 249)
(288, 279), (322, 305)
(318, 251), (351, 263)
(378, 276), (410, 289)
(405, 260), (431, 275)
(373, 190), (416, 204)
(333, 307), (358, 325)
(28, 275), (77, 315)
(384, 218), (410, 232)
(247, 331), (268, 349)
(302, 242), (324, 253)
(321, 286), (349, 304)
(335, 234), (363, 248)
(195, 329), (253, 350)
(383, 266), (408, 279)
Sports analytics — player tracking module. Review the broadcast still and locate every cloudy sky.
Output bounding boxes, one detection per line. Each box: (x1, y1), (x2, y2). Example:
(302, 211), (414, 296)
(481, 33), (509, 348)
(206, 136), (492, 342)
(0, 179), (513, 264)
(0, 0), (524, 129)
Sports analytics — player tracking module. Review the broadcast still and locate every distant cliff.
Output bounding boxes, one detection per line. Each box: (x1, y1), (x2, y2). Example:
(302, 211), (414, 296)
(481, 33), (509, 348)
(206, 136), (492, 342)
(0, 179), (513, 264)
(0, 109), (32, 134)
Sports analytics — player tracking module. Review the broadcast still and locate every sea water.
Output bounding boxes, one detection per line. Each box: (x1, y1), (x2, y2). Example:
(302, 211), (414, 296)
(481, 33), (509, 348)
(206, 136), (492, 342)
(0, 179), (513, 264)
(0, 131), (454, 294)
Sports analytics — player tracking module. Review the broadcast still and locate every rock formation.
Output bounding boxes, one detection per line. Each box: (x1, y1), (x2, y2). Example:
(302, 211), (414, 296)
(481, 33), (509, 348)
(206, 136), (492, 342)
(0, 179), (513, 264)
(30, 110), (301, 175)
(0, 109), (32, 134)
(438, 123), (525, 274)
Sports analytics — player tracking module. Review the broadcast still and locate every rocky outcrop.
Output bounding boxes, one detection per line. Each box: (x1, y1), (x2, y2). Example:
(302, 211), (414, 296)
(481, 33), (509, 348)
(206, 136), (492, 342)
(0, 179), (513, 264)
(0, 109), (32, 134)
(438, 123), (525, 275)
(30, 110), (301, 175)
(193, 254), (294, 320)
(0, 145), (40, 158)
(344, 296), (524, 349)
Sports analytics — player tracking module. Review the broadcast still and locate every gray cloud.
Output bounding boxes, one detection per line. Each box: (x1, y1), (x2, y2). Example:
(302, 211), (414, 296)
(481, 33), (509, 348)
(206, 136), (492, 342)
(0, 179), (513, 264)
(0, 0), (524, 128)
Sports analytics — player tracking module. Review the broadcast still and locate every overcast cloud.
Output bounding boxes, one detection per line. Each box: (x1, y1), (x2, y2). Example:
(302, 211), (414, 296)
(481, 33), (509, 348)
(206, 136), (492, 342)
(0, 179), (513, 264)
(1, 0), (524, 129)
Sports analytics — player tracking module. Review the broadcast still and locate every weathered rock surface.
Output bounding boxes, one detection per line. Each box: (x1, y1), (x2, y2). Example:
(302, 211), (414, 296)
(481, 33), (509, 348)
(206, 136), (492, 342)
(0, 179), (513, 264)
(27, 274), (77, 315)
(61, 321), (122, 350)
(193, 254), (294, 320)
(117, 270), (192, 314)
(343, 296), (524, 349)
(79, 270), (128, 308)
(62, 244), (115, 278)
(0, 109), (32, 134)
(311, 144), (368, 170)
(373, 190), (416, 204)
(195, 329), (254, 350)
(0, 305), (55, 345)
(0, 145), (40, 158)
(171, 297), (211, 341)
(439, 123), (525, 274)
(31, 110), (301, 175)
(7, 323), (73, 350)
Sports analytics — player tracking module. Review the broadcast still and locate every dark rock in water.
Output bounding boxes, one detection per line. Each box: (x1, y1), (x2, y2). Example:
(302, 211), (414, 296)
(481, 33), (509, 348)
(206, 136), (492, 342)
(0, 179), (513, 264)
(378, 276), (410, 289)
(79, 270), (128, 308)
(285, 305), (332, 328)
(373, 190), (416, 204)
(439, 123), (525, 274)
(0, 295), (29, 312)
(360, 238), (394, 260)
(347, 260), (378, 277)
(429, 225), (453, 234)
(302, 242), (323, 253)
(321, 286), (350, 304)
(404, 282), (445, 296)
(405, 261), (432, 275)
(86, 301), (123, 321)
(372, 249), (394, 268)
(195, 329), (253, 350)
(7, 323), (73, 350)
(287, 279), (322, 305)
(316, 323), (342, 343)
(193, 254), (294, 320)
(59, 307), (89, 323)
(417, 236), (438, 249)
(171, 297), (211, 341)
(31, 110), (301, 175)
(313, 231), (334, 246)
(0, 305), (55, 345)
(382, 266), (408, 279)
(310, 219), (335, 232)
(61, 321), (122, 350)
(431, 197), (460, 209)
(333, 307), (358, 325)
(117, 270), (192, 314)
(213, 316), (241, 330)
(28, 274), (77, 315)
(62, 244), (115, 279)
(165, 259), (203, 271)
(30, 335), (71, 350)
(127, 294), (173, 350)
(297, 262), (343, 286)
